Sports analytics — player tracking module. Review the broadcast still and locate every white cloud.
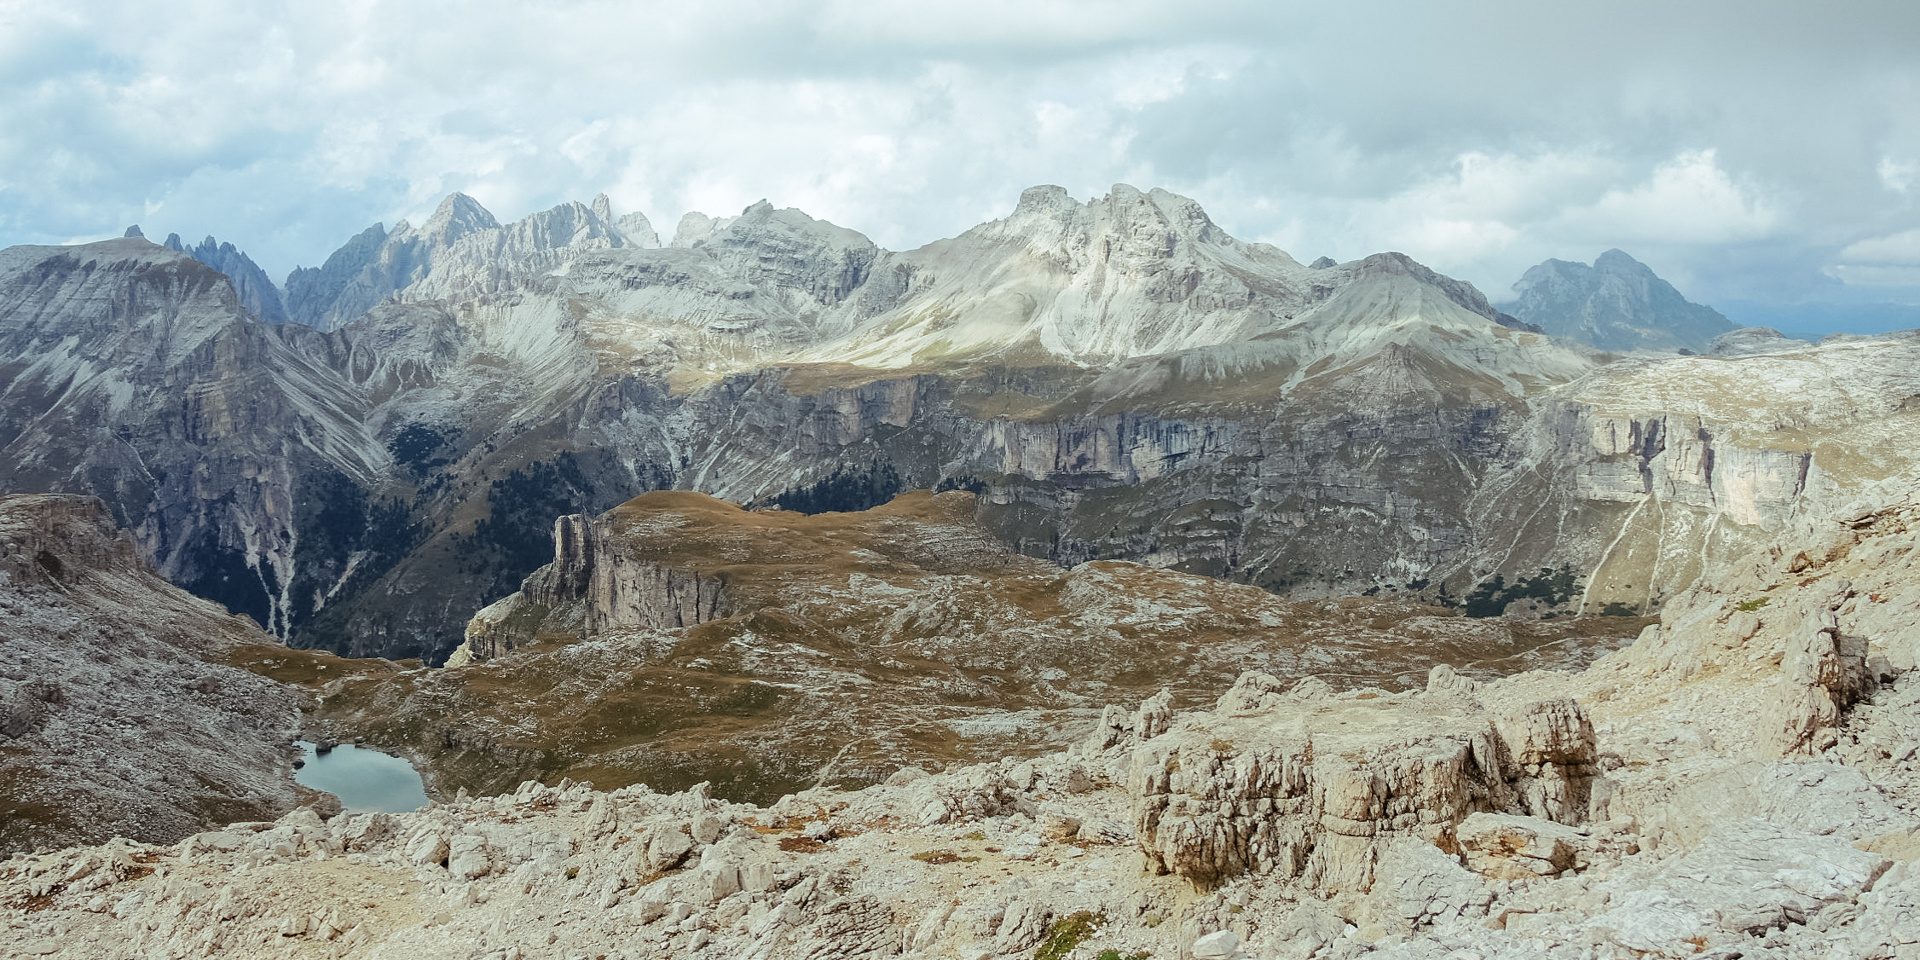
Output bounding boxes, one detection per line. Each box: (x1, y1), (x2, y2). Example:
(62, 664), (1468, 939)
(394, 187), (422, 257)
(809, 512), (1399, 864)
(1879, 157), (1916, 194)
(1838, 228), (1920, 263)
(1829, 228), (1920, 286)
(1554, 150), (1778, 246)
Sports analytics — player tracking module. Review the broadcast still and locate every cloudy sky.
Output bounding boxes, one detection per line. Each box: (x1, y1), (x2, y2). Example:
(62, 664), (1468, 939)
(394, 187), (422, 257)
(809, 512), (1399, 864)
(3, 0), (1918, 334)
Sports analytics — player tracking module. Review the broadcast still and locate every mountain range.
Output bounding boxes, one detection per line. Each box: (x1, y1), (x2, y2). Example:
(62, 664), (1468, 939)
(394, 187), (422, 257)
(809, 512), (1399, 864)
(2, 186), (1913, 665)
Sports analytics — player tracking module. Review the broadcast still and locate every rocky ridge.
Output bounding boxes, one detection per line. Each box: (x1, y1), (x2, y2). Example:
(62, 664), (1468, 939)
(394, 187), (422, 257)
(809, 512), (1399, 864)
(6, 475), (1919, 959)
(0, 494), (307, 855)
(161, 233), (288, 323)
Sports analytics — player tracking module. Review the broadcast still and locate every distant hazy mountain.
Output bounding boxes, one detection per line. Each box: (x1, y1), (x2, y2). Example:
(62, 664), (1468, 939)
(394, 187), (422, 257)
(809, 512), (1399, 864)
(162, 232), (288, 324)
(1508, 249), (1734, 353)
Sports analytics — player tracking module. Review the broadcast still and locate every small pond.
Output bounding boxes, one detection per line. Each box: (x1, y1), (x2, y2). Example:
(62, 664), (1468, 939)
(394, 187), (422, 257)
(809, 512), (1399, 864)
(294, 741), (430, 814)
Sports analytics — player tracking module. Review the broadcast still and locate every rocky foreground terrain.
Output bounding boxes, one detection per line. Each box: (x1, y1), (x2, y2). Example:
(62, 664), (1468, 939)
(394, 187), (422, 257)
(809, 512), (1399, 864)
(0, 495), (307, 855)
(5, 476), (1917, 959)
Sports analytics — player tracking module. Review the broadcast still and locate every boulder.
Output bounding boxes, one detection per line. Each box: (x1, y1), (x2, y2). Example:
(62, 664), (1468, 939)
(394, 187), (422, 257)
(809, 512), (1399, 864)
(1456, 813), (1585, 880)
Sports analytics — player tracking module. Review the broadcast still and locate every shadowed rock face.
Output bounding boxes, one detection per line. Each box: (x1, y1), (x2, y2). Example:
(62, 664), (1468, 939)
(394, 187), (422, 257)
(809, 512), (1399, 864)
(1507, 249), (1736, 353)
(0, 494), (304, 854)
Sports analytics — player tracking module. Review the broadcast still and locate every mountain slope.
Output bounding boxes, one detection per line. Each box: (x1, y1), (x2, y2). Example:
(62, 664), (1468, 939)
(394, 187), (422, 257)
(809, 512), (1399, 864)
(0, 494), (307, 853)
(1507, 248), (1735, 352)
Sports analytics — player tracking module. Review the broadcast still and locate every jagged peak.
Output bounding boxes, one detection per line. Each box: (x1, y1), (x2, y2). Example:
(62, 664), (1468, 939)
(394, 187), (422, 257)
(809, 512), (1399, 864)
(419, 192), (501, 246)
(123, 225), (144, 239)
(614, 211), (660, 249)
(1013, 184), (1075, 217)
(590, 193), (613, 223)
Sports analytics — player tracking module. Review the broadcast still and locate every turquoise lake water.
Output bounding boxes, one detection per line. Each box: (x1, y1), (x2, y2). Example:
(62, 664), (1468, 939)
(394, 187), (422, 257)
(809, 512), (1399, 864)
(294, 741), (430, 814)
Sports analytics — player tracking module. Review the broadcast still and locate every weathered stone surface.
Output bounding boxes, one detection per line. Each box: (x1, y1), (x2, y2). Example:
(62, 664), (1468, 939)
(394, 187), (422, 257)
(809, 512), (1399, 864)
(1456, 813), (1585, 879)
(1129, 676), (1515, 891)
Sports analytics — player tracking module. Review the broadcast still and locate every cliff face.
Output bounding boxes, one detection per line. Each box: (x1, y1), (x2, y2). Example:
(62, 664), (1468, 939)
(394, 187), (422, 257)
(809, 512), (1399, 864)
(458, 512), (728, 663)
(0, 494), (305, 854)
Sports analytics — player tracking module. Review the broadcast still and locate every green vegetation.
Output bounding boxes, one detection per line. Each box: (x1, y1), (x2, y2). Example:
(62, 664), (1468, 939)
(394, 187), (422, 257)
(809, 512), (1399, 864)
(1096, 951), (1151, 960)
(768, 463), (903, 514)
(1035, 911), (1105, 960)
(1735, 596), (1771, 612)
(1461, 564), (1580, 618)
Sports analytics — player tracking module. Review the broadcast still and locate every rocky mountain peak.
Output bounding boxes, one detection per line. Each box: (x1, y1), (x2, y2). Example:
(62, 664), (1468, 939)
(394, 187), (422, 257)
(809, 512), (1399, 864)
(1509, 249), (1735, 353)
(122, 225), (144, 239)
(1593, 247), (1652, 275)
(614, 210), (660, 248)
(415, 191), (501, 248)
(589, 192), (613, 223)
(670, 211), (736, 248)
(283, 222), (389, 329)
(162, 232), (289, 323)
(1012, 183), (1076, 217)
(699, 201), (881, 309)
(993, 183), (1229, 260)
(1348, 251), (1521, 329)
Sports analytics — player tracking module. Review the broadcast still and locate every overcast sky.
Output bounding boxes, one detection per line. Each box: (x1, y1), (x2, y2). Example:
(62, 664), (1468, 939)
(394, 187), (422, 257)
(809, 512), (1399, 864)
(3, 0), (1918, 333)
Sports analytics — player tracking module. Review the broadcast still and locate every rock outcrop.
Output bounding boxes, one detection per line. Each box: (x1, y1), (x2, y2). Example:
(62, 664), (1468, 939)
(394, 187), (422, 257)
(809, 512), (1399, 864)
(456, 511), (728, 662)
(1126, 670), (1603, 892)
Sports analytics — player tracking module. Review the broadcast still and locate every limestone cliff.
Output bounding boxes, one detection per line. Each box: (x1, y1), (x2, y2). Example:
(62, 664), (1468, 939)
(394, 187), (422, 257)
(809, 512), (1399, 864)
(457, 512), (728, 663)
